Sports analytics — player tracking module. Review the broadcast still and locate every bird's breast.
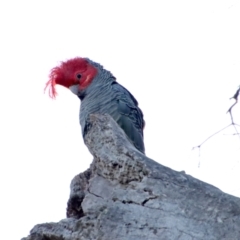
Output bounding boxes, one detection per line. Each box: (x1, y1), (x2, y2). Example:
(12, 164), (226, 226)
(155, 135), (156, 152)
(79, 90), (116, 134)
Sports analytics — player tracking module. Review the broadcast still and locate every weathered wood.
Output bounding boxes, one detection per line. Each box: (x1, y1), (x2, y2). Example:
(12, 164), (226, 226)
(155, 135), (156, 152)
(22, 114), (240, 240)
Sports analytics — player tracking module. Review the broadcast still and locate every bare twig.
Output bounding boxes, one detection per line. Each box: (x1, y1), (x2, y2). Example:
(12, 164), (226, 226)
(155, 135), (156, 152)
(227, 86), (240, 140)
(192, 86), (240, 152)
(223, 133), (240, 135)
(192, 124), (232, 151)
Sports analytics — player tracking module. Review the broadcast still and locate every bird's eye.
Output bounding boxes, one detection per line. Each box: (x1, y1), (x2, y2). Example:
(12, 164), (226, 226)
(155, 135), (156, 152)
(76, 73), (82, 79)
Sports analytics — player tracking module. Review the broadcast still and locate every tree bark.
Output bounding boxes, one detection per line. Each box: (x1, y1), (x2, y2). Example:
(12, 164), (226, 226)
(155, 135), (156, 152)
(22, 114), (240, 240)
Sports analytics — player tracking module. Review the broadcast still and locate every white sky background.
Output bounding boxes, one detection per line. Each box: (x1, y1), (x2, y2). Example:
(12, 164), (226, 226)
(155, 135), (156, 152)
(1, 1), (240, 239)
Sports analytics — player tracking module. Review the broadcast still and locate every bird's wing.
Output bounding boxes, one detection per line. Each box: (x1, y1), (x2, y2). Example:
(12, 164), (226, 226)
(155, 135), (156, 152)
(110, 82), (145, 153)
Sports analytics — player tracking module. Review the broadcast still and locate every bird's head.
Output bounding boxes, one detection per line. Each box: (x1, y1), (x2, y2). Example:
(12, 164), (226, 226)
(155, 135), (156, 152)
(45, 57), (98, 98)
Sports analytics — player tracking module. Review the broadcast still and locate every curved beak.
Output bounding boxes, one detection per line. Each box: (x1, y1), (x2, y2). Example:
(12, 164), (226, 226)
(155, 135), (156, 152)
(69, 84), (79, 95)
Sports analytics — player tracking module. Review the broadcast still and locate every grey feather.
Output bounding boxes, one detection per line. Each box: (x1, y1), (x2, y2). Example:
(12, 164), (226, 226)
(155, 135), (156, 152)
(75, 59), (145, 154)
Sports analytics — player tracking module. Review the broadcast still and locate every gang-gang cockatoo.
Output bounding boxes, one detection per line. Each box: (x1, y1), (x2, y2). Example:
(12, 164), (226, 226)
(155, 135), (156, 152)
(45, 57), (145, 154)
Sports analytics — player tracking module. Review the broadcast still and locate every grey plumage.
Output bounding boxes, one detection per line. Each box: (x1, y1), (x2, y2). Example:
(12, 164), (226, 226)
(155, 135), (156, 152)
(72, 59), (145, 154)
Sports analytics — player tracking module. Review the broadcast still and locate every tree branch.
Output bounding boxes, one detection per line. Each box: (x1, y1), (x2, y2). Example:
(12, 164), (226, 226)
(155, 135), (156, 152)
(192, 86), (240, 153)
